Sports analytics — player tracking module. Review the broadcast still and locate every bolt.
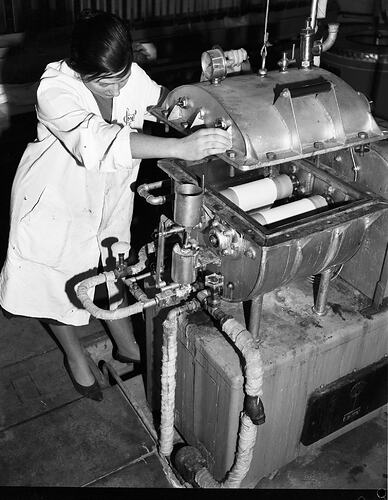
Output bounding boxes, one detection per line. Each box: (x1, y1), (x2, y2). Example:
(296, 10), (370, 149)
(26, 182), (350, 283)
(266, 151), (277, 160)
(227, 150), (236, 159)
(245, 248), (256, 259)
(358, 131), (368, 139)
(314, 141), (324, 149)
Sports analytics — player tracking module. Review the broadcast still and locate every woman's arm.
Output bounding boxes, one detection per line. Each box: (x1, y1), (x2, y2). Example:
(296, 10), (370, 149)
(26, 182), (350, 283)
(130, 127), (232, 161)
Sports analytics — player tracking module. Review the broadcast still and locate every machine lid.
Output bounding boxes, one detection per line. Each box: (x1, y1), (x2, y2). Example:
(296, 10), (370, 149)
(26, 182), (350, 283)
(149, 67), (387, 171)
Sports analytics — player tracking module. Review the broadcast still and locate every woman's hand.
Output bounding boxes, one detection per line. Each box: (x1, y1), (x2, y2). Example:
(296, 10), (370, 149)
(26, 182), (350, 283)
(130, 127), (232, 161)
(175, 127), (232, 161)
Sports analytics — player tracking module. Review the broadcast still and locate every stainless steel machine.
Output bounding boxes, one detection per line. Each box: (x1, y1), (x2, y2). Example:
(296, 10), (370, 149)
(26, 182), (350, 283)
(77, 1), (388, 488)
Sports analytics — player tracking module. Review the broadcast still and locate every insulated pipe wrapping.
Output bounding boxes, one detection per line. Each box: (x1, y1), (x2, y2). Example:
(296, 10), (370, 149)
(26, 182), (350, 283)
(128, 242), (155, 276)
(76, 243), (154, 319)
(76, 271), (145, 320)
(221, 318), (264, 397)
(159, 315), (178, 456)
(222, 414), (258, 488)
(192, 301), (264, 488)
(159, 300), (201, 457)
(220, 174), (293, 212)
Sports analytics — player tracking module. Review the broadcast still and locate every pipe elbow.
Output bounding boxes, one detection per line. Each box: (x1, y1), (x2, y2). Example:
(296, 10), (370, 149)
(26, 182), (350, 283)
(137, 180), (169, 205)
(244, 395), (266, 425)
(146, 194), (167, 205)
(321, 23), (339, 53)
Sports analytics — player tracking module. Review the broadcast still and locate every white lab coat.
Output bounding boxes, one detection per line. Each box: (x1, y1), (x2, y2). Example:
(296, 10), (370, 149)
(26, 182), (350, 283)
(0, 60), (161, 325)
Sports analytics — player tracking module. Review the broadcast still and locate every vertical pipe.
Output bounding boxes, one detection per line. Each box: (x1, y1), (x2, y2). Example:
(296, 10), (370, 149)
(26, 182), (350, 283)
(312, 268), (332, 315)
(249, 294), (263, 340)
(310, 0), (319, 29)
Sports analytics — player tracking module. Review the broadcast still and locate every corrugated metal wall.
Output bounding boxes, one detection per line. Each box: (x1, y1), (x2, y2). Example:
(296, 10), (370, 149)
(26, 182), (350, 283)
(0, 0), (310, 33)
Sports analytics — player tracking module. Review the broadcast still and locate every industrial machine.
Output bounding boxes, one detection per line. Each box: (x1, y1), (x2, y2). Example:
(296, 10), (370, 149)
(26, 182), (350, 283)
(77, 0), (388, 488)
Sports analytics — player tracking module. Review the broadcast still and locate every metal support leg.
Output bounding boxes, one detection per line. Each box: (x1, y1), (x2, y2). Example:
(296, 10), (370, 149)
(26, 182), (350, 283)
(312, 268), (332, 316)
(249, 294), (263, 340)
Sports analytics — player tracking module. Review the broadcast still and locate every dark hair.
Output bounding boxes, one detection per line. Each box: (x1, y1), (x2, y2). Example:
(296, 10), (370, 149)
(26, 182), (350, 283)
(68, 10), (133, 81)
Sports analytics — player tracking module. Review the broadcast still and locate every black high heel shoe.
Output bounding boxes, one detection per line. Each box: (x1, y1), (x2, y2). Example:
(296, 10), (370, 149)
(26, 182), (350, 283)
(112, 348), (141, 364)
(64, 358), (103, 402)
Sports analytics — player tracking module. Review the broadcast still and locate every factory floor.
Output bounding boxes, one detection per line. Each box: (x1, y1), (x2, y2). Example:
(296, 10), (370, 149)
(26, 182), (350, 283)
(0, 103), (387, 495)
(0, 310), (386, 494)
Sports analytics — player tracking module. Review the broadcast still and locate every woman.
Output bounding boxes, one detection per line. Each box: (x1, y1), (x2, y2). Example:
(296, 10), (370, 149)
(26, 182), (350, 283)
(0, 10), (231, 401)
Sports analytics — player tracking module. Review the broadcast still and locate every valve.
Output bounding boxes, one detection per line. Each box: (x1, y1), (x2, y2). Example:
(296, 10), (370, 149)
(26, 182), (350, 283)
(112, 241), (130, 275)
(205, 273), (224, 307)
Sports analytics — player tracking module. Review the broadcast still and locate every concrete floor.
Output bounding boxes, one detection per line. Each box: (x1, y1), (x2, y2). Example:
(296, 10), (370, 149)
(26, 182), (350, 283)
(0, 93), (387, 493)
(0, 310), (386, 491)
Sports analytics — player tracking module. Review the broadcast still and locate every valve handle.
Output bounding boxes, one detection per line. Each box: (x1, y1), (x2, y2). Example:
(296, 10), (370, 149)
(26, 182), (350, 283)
(112, 241), (130, 258)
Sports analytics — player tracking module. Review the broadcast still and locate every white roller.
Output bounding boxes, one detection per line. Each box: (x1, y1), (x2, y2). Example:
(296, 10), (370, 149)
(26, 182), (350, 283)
(220, 174), (293, 212)
(251, 195), (327, 225)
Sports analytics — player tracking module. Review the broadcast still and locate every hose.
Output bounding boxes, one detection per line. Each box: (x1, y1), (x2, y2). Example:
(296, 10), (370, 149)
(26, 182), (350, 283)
(160, 296), (265, 489)
(76, 271), (148, 320)
(76, 243), (155, 319)
(159, 300), (202, 456)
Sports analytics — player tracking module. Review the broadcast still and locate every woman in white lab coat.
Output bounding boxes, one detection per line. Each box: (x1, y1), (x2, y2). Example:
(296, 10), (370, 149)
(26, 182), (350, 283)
(0, 11), (231, 401)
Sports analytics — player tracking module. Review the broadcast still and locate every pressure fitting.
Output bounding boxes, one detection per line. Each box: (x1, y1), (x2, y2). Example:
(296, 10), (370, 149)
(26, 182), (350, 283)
(244, 395), (266, 425)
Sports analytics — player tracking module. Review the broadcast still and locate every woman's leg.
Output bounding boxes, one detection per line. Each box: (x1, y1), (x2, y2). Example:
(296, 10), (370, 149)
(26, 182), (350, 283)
(105, 286), (140, 361)
(50, 324), (95, 386)
(105, 316), (140, 361)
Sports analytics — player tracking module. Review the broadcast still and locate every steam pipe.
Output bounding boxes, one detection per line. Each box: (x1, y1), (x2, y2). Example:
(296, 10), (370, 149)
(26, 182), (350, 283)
(312, 267), (332, 315)
(159, 300), (202, 456)
(173, 295), (265, 488)
(137, 180), (170, 205)
(321, 23), (340, 53)
(76, 271), (154, 320)
(310, 0), (319, 29)
(249, 295), (263, 341)
(76, 243), (155, 319)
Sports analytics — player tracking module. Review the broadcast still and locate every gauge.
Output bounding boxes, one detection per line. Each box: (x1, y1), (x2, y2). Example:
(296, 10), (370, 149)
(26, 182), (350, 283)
(200, 47), (227, 83)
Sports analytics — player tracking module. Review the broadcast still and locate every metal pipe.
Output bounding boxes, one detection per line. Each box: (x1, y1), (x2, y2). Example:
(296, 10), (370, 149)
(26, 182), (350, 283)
(312, 267), (332, 315)
(321, 23), (339, 52)
(249, 295), (263, 341)
(310, 0), (319, 29)
(137, 180), (170, 206)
